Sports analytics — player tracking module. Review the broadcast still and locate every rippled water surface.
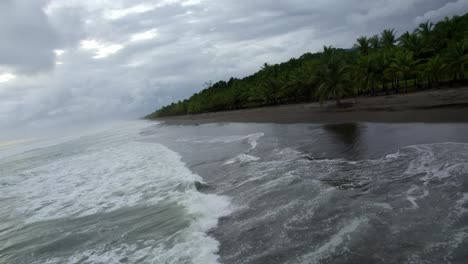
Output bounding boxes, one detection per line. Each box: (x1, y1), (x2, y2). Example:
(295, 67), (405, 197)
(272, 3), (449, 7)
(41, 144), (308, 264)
(1, 122), (468, 264)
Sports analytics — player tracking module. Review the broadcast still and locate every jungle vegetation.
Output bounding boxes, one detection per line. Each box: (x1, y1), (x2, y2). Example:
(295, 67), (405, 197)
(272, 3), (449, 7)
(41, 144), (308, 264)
(146, 14), (468, 118)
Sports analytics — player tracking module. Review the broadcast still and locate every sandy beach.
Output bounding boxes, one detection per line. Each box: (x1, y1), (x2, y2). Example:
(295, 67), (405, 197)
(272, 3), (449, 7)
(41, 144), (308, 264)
(155, 87), (468, 125)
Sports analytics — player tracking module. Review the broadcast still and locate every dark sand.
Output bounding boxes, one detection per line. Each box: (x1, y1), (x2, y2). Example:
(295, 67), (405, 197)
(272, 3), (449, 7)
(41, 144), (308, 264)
(155, 87), (468, 125)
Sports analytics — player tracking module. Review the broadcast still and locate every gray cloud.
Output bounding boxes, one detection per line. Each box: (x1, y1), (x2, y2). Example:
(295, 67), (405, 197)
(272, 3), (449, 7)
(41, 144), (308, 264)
(415, 0), (468, 24)
(0, 0), (60, 74)
(0, 0), (463, 138)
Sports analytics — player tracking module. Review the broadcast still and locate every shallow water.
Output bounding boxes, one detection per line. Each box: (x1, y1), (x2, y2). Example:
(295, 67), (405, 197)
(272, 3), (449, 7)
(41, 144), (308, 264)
(1, 122), (468, 263)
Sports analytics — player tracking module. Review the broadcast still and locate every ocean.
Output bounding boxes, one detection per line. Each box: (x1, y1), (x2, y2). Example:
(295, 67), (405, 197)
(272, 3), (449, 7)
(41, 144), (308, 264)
(1, 121), (468, 263)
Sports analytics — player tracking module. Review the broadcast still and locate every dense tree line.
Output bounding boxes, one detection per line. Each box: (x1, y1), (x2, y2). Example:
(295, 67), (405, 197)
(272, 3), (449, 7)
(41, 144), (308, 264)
(146, 14), (468, 118)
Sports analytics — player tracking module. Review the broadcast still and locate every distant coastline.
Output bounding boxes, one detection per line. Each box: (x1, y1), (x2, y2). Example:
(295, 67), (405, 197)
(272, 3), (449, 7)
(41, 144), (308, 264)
(154, 86), (468, 125)
(145, 13), (468, 120)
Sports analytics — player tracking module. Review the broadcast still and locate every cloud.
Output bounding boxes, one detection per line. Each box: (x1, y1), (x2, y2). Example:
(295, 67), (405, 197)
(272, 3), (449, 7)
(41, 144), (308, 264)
(348, 0), (424, 24)
(103, 3), (159, 20)
(415, 0), (468, 24)
(0, 0), (60, 74)
(0, 73), (16, 83)
(130, 29), (158, 42)
(0, 0), (462, 137)
(80, 40), (124, 59)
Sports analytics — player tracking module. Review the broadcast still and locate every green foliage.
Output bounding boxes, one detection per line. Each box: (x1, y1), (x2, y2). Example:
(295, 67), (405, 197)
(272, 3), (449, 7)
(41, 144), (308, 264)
(145, 13), (468, 118)
(391, 50), (420, 93)
(399, 31), (424, 57)
(316, 47), (351, 105)
(369, 35), (381, 49)
(445, 41), (468, 80)
(354, 36), (371, 55)
(381, 29), (397, 49)
(424, 55), (445, 88)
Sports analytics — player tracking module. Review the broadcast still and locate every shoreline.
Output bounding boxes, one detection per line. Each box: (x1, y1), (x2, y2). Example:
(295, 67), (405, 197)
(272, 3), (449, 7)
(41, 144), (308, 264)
(154, 87), (468, 125)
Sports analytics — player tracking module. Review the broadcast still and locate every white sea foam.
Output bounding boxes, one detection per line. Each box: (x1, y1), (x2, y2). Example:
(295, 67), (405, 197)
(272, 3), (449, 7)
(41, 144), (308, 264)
(404, 143), (468, 182)
(1, 122), (232, 264)
(40, 202), (231, 264)
(385, 152), (403, 159)
(398, 143), (468, 212)
(217, 133), (263, 165)
(178, 133), (264, 151)
(405, 185), (429, 209)
(4, 142), (197, 222)
(43, 233), (223, 264)
(456, 193), (468, 214)
(275, 147), (303, 159)
(372, 202), (393, 210)
(245, 133), (263, 151)
(297, 218), (368, 264)
(224, 154), (260, 165)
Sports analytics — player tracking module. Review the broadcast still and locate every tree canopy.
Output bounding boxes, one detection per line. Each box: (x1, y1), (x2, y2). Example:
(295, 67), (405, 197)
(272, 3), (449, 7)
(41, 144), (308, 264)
(146, 13), (468, 119)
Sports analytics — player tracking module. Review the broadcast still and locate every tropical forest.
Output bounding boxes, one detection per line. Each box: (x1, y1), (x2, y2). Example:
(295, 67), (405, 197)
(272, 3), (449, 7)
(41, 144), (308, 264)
(145, 14), (468, 118)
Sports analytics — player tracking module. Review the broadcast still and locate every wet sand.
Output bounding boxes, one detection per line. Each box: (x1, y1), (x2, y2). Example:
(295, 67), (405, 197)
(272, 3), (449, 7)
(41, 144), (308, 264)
(155, 87), (468, 125)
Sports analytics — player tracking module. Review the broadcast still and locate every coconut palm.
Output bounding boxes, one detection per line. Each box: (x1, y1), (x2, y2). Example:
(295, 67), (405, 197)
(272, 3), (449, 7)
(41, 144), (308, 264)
(445, 41), (468, 81)
(354, 36), (370, 55)
(416, 21), (434, 40)
(424, 55), (445, 88)
(399, 32), (424, 58)
(416, 21), (436, 57)
(384, 66), (399, 93)
(281, 64), (316, 101)
(381, 29), (397, 49)
(353, 54), (381, 96)
(391, 50), (419, 93)
(353, 55), (371, 95)
(432, 16), (464, 52)
(399, 31), (411, 43)
(316, 50), (350, 105)
(369, 35), (381, 49)
(257, 63), (284, 105)
(322, 45), (336, 61)
(374, 51), (392, 94)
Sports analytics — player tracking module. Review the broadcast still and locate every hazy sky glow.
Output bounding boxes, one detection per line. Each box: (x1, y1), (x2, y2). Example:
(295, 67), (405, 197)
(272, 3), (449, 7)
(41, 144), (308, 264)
(0, 0), (467, 138)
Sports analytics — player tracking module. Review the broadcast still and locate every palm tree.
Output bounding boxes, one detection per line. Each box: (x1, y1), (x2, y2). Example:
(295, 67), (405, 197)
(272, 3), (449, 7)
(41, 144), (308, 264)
(416, 21), (436, 58)
(281, 64), (316, 101)
(432, 16), (465, 53)
(391, 50), (419, 93)
(316, 48), (350, 105)
(258, 64), (285, 105)
(322, 45), (336, 61)
(424, 55), (445, 88)
(369, 35), (381, 49)
(384, 66), (399, 93)
(399, 31), (424, 59)
(445, 41), (468, 81)
(353, 52), (387, 96)
(438, 17), (458, 47)
(381, 29), (397, 50)
(354, 36), (370, 55)
(353, 55), (372, 95)
(416, 21), (434, 40)
(399, 31), (412, 49)
(374, 51), (391, 94)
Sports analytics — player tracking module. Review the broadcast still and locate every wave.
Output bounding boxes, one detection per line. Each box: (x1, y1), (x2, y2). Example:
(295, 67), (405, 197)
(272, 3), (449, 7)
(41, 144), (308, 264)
(0, 123), (232, 264)
(296, 218), (368, 264)
(224, 154), (260, 165)
(178, 133), (264, 151)
(218, 142), (468, 263)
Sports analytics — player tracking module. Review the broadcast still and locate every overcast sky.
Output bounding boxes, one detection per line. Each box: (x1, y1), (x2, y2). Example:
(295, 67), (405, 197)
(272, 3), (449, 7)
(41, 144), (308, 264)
(0, 0), (467, 139)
